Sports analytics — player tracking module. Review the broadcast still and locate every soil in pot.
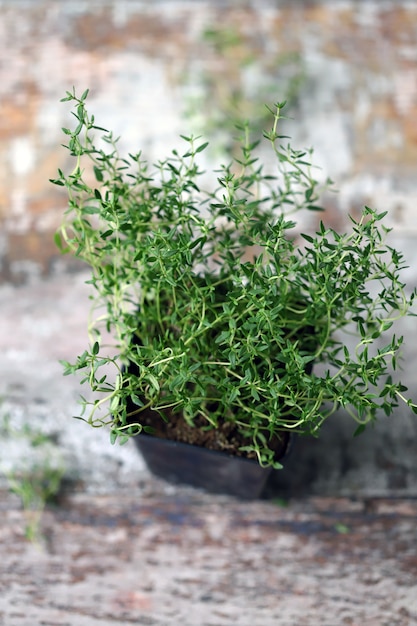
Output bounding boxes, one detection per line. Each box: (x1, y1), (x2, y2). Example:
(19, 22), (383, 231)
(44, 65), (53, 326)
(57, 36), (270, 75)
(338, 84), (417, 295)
(124, 393), (291, 499)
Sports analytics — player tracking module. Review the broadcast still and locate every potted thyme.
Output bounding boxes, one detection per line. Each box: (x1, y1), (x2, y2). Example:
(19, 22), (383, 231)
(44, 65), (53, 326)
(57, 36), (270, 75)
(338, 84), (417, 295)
(53, 89), (416, 497)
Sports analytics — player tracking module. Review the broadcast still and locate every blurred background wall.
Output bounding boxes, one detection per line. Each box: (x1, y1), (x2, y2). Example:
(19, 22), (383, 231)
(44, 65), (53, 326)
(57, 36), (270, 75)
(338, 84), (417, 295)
(2, 0), (417, 282)
(1, 0), (417, 495)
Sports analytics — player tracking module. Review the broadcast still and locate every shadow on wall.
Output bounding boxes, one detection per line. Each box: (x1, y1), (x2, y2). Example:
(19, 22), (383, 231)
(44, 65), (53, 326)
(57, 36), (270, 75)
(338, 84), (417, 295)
(265, 409), (416, 498)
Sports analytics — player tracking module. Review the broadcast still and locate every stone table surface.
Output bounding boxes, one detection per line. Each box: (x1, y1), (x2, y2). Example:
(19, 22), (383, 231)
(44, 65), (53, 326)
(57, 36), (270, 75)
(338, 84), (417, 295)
(1, 480), (416, 626)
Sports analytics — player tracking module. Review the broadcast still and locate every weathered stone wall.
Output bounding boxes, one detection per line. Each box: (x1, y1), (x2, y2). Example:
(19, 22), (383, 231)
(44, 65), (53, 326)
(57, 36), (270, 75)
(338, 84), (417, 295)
(1, 0), (417, 281)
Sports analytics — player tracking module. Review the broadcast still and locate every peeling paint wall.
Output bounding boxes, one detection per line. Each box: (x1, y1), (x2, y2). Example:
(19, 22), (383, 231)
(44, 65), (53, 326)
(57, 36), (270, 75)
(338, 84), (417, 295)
(1, 0), (417, 281)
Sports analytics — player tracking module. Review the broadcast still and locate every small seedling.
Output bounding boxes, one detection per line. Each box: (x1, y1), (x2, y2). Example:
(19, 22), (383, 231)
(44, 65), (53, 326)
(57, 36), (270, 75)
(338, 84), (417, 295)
(0, 410), (65, 542)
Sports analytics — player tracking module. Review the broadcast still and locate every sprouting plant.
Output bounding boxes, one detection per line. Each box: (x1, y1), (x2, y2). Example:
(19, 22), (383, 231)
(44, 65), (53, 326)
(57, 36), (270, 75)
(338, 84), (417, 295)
(0, 410), (65, 542)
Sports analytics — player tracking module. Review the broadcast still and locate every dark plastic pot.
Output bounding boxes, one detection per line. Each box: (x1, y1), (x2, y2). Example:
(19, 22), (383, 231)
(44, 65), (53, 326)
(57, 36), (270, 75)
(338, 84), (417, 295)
(134, 434), (289, 500)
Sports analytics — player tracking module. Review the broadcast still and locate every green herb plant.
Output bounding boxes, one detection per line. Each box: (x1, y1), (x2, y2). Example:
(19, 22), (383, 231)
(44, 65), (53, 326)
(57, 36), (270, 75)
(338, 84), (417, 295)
(0, 411), (65, 542)
(53, 89), (416, 468)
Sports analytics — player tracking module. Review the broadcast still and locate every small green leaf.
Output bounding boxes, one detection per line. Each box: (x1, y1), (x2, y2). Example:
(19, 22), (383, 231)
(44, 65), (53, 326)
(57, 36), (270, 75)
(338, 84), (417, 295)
(54, 231), (69, 253)
(305, 188), (314, 202)
(110, 396), (119, 412)
(73, 121), (84, 136)
(334, 523), (350, 534)
(353, 424), (366, 437)
(196, 141), (209, 153)
(94, 166), (104, 182)
(147, 374), (160, 393)
(110, 430), (118, 445)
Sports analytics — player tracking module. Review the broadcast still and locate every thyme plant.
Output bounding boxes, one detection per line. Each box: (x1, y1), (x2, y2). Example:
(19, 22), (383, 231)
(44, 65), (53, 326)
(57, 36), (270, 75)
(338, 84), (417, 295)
(53, 89), (416, 468)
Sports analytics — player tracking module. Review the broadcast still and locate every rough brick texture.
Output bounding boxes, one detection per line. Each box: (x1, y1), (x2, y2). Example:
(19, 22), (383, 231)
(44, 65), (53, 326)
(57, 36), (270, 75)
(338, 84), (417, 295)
(1, 0), (417, 282)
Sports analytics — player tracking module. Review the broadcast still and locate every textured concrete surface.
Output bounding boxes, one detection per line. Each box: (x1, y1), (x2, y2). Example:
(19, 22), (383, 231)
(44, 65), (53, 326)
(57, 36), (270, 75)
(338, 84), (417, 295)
(1, 486), (416, 626)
